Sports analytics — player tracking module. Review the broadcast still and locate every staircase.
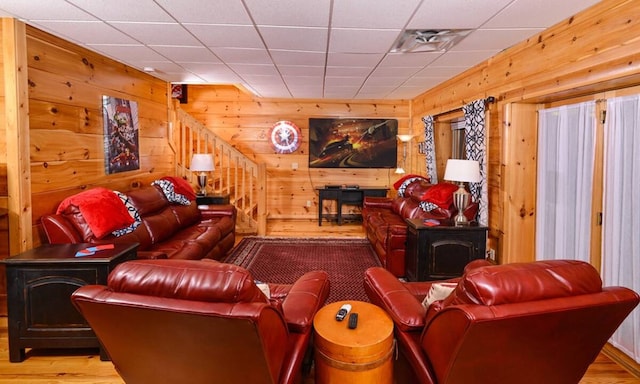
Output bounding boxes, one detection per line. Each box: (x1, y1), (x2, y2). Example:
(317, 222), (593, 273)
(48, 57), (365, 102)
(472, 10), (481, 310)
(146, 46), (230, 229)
(170, 106), (267, 235)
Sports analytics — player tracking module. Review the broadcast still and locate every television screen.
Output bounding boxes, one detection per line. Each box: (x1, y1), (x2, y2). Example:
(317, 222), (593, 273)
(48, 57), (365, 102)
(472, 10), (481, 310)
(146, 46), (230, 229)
(309, 118), (398, 168)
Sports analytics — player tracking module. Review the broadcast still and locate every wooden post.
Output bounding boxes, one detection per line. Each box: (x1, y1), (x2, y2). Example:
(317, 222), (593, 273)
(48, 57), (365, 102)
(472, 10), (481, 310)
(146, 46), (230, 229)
(3, 19), (32, 254)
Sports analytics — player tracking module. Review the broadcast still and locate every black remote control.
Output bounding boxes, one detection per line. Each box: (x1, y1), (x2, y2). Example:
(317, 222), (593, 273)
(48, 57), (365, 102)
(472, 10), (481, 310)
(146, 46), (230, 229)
(348, 313), (358, 329)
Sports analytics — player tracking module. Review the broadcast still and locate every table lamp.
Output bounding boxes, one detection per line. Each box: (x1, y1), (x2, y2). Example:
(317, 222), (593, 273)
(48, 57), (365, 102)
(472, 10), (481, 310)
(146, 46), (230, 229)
(190, 154), (214, 196)
(443, 159), (480, 225)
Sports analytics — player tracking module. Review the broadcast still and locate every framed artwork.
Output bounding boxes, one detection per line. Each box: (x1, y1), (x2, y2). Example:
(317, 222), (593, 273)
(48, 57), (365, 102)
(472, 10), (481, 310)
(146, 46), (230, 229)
(102, 95), (140, 174)
(171, 84), (188, 104)
(309, 118), (398, 168)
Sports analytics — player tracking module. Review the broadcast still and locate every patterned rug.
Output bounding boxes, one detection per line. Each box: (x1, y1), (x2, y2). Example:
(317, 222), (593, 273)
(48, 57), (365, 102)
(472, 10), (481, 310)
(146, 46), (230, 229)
(224, 237), (382, 303)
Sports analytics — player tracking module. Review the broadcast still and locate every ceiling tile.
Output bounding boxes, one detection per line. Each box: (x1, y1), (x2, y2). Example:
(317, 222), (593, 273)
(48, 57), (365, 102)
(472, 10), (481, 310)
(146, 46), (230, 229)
(329, 29), (401, 54)
(327, 53), (384, 66)
(331, 0), (422, 29)
(154, 0), (252, 24)
(270, 50), (326, 66)
(259, 26), (327, 51)
(112, 22), (201, 46)
(407, 0), (514, 29)
(211, 47), (273, 64)
(32, 21), (137, 44)
(151, 46), (221, 63)
(0, 0), (95, 20)
(279, 66), (325, 76)
(244, 0), (331, 27)
(184, 24), (264, 48)
(67, 0), (173, 22)
(484, 0), (601, 28)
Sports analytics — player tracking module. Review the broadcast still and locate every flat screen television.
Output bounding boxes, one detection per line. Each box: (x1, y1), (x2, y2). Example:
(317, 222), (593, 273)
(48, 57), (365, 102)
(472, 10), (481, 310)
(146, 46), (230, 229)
(309, 118), (398, 168)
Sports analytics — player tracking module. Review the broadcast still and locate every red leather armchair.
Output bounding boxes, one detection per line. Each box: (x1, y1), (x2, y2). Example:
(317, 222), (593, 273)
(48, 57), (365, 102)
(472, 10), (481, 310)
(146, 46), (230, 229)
(71, 259), (330, 384)
(364, 260), (640, 384)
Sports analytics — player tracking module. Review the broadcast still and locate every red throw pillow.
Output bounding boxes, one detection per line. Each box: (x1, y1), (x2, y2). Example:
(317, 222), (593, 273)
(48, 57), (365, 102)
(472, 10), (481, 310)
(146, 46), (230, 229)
(162, 176), (196, 201)
(393, 174), (428, 190)
(420, 182), (459, 209)
(57, 187), (135, 239)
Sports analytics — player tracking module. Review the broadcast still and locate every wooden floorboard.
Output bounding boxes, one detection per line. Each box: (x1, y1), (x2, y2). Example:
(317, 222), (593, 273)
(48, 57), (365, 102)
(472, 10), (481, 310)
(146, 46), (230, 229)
(0, 219), (637, 383)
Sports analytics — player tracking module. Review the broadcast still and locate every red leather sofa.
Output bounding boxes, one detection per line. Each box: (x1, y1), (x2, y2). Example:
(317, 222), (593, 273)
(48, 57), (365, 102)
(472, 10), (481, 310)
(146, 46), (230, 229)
(362, 176), (477, 277)
(364, 259), (640, 384)
(41, 182), (236, 260)
(72, 259), (330, 384)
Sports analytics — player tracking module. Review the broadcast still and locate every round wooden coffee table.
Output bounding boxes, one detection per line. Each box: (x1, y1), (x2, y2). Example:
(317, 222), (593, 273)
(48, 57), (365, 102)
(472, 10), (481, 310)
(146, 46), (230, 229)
(313, 300), (394, 384)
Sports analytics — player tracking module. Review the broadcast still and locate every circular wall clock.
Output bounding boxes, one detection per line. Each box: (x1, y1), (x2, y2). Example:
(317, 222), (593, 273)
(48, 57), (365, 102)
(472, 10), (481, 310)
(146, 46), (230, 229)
(270, 120), (301, 154)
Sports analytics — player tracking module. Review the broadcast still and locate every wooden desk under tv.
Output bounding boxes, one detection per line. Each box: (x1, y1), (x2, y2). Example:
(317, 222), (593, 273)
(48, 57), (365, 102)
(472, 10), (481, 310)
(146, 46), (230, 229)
(317, 186), (387, 226)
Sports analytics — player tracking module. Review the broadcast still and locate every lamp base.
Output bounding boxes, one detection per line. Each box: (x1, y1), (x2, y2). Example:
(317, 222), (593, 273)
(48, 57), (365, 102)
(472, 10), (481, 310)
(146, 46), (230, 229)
(197, 174), (208, 196)
(452, 183), (470, 226)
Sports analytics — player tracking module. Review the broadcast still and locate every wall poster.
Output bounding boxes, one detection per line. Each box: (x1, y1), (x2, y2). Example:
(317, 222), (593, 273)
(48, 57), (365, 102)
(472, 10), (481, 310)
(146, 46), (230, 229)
(102, 95), (140, 174)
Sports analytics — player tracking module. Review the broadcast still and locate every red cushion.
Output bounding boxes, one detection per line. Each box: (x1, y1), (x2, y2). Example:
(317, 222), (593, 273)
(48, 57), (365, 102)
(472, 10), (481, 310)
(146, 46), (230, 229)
(162, 176), (197, 201)
(57, 187), (135, 239)
(420, 182), (458, 208)
(393, 174), (428, 191)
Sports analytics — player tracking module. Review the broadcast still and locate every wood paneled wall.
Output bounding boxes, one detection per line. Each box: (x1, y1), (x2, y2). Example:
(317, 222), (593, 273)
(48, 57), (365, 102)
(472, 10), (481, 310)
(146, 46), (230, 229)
(180, 85), (411, 219)
(410, 0), (640, 264)
(24, 26), (174, 245)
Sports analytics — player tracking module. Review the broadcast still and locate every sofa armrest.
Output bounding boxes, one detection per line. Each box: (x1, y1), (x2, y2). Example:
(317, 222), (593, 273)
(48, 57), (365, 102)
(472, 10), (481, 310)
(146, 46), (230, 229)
(364, 267), (426, 332)
(363, 196), (393, 209)
(198, 204), (237, 220)
(41, 214), (83, 244)
(280, 270), (330, 334)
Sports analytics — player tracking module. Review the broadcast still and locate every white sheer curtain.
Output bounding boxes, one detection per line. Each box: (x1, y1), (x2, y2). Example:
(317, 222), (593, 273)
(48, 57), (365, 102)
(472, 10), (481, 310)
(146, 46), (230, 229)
(602, 95), (640, 363)
(536, 101), (596, 262)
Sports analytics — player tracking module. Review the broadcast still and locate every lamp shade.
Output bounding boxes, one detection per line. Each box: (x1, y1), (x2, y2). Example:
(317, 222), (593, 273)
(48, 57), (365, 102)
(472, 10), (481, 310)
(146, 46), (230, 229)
(396, 134), (414, 142)
(190, 154), (214, 172)
(444, 159), (480, 183)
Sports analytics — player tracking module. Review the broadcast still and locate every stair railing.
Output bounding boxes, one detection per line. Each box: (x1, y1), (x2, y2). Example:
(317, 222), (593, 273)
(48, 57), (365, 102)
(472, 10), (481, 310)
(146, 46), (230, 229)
(169, 106), (267, 235)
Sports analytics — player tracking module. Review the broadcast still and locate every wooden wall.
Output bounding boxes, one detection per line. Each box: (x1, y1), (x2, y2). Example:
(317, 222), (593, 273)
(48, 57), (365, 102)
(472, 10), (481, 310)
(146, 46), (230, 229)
(180, 85), (411, 219)
(24, 26), (174, 245)
(410, 0), (640, 264)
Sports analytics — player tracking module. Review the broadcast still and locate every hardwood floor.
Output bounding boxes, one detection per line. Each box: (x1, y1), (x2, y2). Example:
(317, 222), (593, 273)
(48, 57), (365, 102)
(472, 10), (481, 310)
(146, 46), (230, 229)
(0, 219), (637, 383)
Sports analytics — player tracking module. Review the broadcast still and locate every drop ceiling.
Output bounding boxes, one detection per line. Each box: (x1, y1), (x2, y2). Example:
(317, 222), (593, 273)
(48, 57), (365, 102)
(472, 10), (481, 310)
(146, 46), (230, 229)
(0, 0), (600, 100)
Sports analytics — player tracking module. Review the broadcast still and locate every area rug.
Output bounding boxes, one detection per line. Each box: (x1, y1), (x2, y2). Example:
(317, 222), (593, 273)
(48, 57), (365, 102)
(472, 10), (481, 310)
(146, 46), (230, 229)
(224, 237), (382, 303)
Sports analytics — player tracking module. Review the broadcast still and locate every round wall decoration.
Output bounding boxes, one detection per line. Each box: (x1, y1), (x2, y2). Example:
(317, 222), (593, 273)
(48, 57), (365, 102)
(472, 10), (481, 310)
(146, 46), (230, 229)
(269, 120), (301, 154)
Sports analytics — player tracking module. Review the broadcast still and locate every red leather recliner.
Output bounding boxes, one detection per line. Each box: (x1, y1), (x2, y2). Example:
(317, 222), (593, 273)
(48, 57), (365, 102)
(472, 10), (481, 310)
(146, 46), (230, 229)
(72, 259), (330, 384)
(364, 259), (640, 384)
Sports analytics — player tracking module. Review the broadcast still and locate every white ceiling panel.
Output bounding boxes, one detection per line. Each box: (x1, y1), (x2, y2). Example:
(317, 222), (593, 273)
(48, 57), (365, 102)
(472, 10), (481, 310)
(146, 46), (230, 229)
(112, 22), (201, 46)
(67, 0), (173, 22)
(32, 21), (137, 45)
(329, 29), (401, 54)
(408, 0), (514, 29)
(484, 0), (602, 28)
(185, 24), (264, 48)
(331, 0), (422, 29)
(259, 26), (327, 51)
(245, 0), (331, 27)
(0, 0), (602, 99)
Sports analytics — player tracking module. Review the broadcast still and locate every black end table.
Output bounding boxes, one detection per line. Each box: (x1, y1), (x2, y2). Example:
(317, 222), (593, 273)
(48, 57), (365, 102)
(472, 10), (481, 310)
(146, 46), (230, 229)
(405, 218), (487, 281)
(3, 242), (138, 362)
(196, 193), (230, 205)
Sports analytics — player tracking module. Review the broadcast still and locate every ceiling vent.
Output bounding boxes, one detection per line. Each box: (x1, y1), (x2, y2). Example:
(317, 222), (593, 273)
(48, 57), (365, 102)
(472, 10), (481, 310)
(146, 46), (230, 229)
(391, 29), (471, 53)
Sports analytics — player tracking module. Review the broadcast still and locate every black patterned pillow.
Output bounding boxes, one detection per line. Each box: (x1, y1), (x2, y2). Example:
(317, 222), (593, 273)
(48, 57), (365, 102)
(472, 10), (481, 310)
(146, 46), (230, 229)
(111, 191), (142, 237)
(152, 179), (190, 205)
(419, 201), (439, 212)
(397, 176), (428, 197)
